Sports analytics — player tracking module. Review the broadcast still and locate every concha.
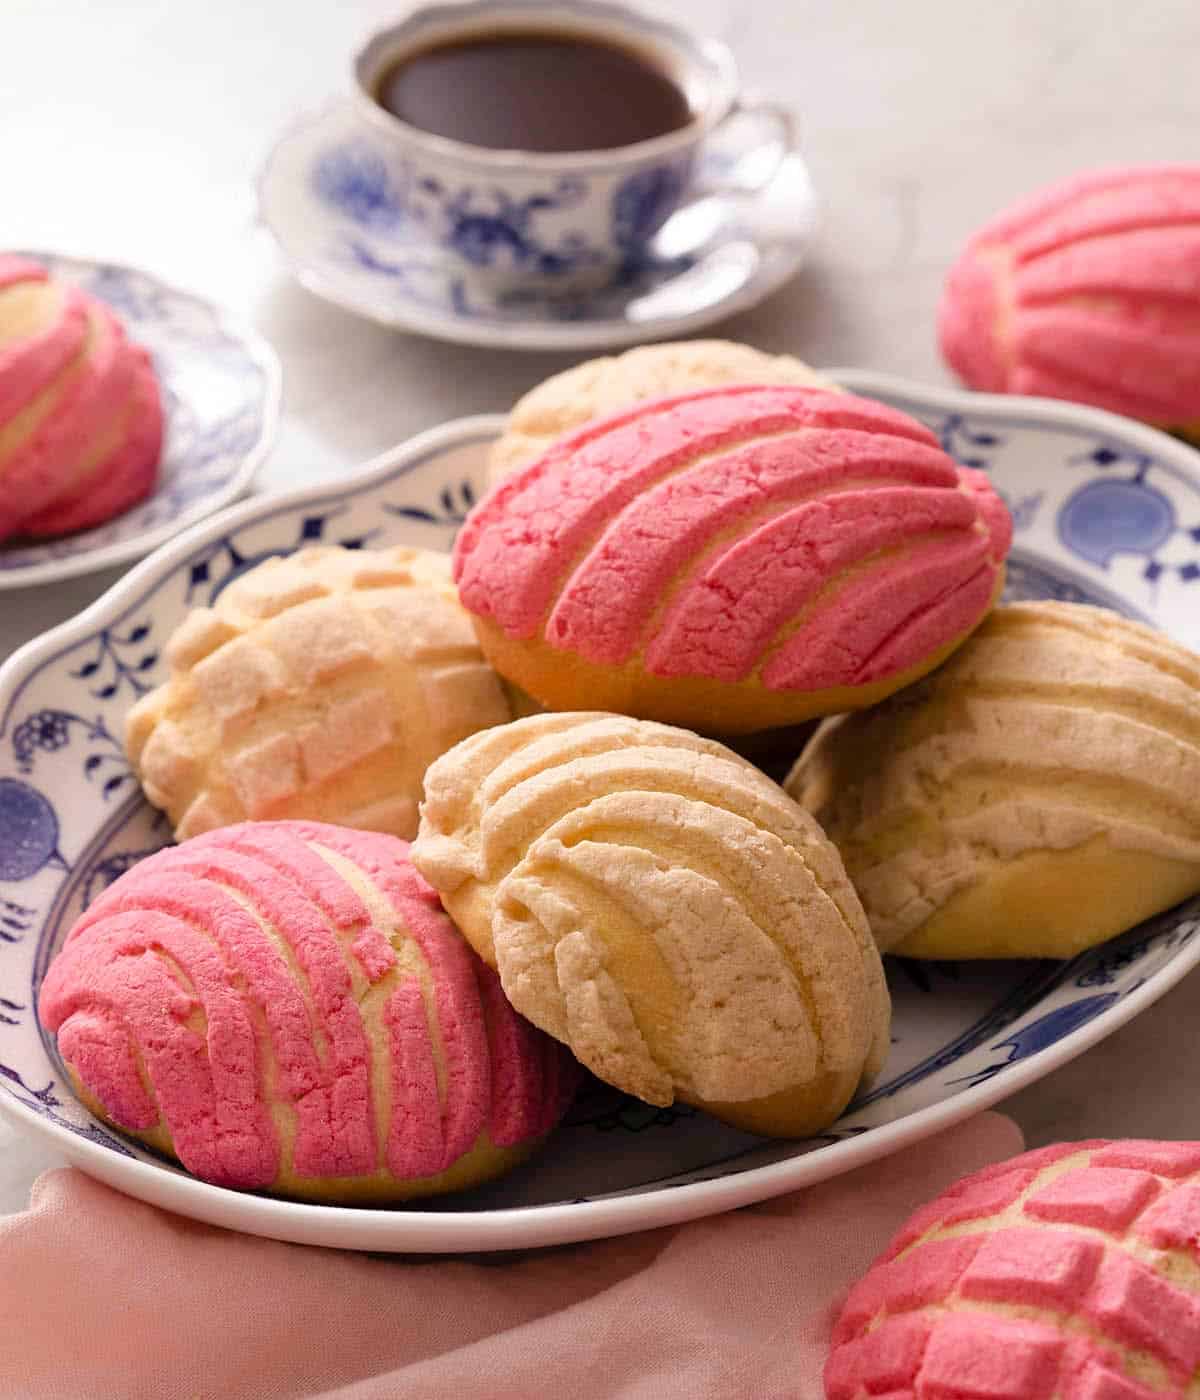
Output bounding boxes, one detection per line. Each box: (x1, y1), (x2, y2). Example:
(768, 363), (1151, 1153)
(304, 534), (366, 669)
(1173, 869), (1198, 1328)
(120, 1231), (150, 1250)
(38, 821), (580, 1201)
(126, 545), (512, 840)
(411, 712), (890, 1138)
(939, 164), (1200, 438)
(788, 601), (1200, 958)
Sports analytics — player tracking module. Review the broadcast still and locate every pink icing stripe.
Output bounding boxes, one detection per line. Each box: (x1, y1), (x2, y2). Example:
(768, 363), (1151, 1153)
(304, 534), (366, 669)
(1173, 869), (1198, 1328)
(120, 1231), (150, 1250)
(1014, 306), (1200, 418)
(545, 429), (959, 666)
(205, 823), (397, 984)
(965, 166), (1198, 252)
(73, 865), (323, 1106)
(476, 962), (542, 1148)
(206, 823), (370, 929)
(54, 1007), (158, 1129)
(454, 387), (941, 640)
(41, 908), (277, 1188)
(383, 980), (446, 1178)
(166, 843), (379, 1178)
(285, 823), (499, 1165)
(643, 485), (983, 683)
(537, 1023), (579, 1137)
(0, 302), (134, 540)
(825, 560), (996, 688)
(764, 544), (993, 690)
(0, 256), (48, 289)
(0, 278), (89, 423)
(1017, 225), (1200, 312)
(19, 350), (163, 537)
(1009, 172), (1200, 265)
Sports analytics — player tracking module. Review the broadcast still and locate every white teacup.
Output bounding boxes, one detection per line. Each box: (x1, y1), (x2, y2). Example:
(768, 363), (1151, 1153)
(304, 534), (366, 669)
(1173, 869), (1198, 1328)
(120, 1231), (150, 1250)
(349, 0), (795, 298)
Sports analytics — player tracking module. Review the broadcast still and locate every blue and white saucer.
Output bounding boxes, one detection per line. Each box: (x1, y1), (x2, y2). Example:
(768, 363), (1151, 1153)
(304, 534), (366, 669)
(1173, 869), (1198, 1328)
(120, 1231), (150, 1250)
(1, 254), (281, 591)
(256, 102), (819, 351)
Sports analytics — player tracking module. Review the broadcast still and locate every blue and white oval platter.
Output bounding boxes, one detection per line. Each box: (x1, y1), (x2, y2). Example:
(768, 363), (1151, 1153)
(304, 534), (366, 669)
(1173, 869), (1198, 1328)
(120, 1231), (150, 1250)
(0, 371), (1198, 1251)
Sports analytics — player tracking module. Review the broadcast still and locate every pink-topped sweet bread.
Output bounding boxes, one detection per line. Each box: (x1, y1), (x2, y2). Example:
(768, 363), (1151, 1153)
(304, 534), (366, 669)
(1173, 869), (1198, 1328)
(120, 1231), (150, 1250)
(454, 385), (1013, 734)
(826, 1139), (1200, 1399)
(939, 165), (1200, 439)
(38, 821), (580, 1202)
(0, 254), (163, 543)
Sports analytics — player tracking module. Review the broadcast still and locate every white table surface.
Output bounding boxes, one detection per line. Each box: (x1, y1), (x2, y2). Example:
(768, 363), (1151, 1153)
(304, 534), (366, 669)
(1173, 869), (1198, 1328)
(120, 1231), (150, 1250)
(4, 0), (1200, 1217)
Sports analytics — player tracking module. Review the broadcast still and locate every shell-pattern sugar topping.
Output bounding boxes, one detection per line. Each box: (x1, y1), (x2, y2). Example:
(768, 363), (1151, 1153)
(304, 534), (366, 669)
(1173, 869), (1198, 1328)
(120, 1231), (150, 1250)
(939, 164), (1200, 427)
(789, 602), (1200, 956)
(456, 385), (1011, 694)
(0, 254), (162, 542)
(413, 713), (889, 1131)
(39, 822), (578, 1195)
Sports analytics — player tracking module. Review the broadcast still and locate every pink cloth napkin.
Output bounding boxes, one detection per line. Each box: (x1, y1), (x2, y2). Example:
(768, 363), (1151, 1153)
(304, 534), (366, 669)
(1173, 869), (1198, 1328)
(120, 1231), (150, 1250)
(0, 1112), (1022, 1400)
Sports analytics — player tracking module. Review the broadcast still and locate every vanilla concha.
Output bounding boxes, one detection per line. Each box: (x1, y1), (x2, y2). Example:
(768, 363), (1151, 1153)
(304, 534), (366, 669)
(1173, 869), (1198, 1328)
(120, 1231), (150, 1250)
(411, 712), (890, 1138)
(787, 601), (1200, 959)
(127, 546), (512, 840)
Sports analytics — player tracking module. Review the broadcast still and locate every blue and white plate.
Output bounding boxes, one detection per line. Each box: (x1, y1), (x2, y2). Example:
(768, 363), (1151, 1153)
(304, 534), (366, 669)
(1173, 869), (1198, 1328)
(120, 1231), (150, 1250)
(1, 373), (1198, 1252)
(256, 102), (819, 352)
(0, 253), (281, 590)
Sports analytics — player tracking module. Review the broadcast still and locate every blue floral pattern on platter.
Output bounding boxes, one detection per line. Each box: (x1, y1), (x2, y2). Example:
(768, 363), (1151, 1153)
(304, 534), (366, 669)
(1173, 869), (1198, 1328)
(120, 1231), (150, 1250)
(0, 254), (280, 586)
(3, 378), (1200, 1229)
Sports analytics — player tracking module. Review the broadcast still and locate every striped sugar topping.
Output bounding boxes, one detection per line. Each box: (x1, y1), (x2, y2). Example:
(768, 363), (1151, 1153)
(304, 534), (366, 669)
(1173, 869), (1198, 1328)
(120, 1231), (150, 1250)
(454, 386), (1011, 693)
(39, 821), (578, 1192)
(0, 255), (162, 542)
(939, 165), (1200, 427)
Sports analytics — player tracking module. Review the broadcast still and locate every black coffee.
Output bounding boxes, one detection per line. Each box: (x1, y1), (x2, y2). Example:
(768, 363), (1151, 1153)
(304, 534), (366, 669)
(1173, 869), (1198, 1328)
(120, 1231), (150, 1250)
(373, 29), (693, 153)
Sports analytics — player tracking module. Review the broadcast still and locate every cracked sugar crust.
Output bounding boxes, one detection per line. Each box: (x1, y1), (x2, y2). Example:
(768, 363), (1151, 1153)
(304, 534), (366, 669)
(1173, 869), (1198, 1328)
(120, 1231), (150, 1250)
(411, 712), (890, 1137)
(787, 601), (1200, 958)
(38, 821), (580, 1202)
(938, 165), (1200, 429)
(125, 546), (513, 841)
(486, 339), (839, 482)
(827, 1139), (1200, 1399)
(458, 384), (1012, 734)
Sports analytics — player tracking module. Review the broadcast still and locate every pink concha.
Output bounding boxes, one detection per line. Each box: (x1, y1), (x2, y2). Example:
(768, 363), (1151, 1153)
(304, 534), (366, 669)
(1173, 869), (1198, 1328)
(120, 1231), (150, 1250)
(454, 385), (1011, 695)
(38, 821), (580, 1200)
(0, 255), (163, 543)
(938, 165), (1200, 430)
(826, 1139), (1200, 1399)
(18, 349), (164, 538)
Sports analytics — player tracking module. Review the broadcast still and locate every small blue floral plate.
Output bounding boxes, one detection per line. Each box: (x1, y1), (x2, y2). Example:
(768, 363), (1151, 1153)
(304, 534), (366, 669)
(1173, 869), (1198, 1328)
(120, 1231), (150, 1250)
(0, 253), (281, 590)
(256, 102), (818, 351)
(1, 373), (1199, 1252)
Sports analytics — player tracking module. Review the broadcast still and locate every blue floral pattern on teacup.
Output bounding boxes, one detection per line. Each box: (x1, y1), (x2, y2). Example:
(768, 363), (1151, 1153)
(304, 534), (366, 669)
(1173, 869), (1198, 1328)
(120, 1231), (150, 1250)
(313, 140), (696, 304)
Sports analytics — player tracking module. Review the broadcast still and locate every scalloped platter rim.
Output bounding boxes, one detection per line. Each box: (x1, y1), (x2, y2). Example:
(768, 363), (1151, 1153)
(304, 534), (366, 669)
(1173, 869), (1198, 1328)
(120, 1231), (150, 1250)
(1, 371), (1198, 1252)
(0, 252), (282, 590)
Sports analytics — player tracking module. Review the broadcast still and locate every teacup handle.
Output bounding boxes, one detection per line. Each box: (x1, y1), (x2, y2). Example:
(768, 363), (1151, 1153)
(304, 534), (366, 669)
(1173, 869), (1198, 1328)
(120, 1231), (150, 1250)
(648, 96), (799, 262)
(693, 94), (798, 198)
